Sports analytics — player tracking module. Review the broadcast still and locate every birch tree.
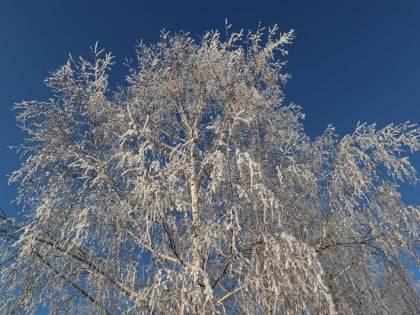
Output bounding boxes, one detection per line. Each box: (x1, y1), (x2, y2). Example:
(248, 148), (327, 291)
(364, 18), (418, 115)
(1, 24), (419, 314)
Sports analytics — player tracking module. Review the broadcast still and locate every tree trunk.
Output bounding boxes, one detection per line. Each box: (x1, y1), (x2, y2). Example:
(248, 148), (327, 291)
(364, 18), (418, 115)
(190, 142), (202, 311)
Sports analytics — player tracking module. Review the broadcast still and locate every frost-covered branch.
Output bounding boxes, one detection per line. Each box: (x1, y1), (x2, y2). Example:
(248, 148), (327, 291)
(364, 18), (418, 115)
(1, 24), (419, 314)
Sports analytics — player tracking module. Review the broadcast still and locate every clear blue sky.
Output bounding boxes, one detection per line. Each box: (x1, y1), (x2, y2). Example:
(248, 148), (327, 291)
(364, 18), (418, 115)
(1, 0), (420, 215)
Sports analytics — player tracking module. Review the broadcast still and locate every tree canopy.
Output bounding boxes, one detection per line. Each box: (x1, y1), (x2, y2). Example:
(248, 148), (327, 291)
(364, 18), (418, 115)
(1, 24), (419, 314)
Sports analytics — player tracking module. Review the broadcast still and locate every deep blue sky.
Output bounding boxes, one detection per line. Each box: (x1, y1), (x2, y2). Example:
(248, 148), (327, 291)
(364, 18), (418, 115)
(1, 0), (420, 215)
